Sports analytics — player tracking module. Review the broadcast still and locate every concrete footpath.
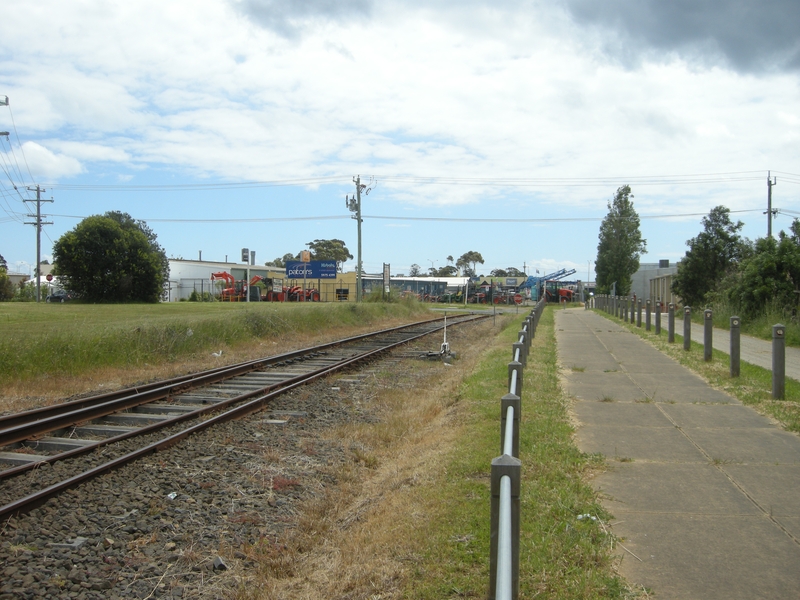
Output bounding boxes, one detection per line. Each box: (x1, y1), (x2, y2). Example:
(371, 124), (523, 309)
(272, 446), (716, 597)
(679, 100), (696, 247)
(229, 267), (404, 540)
(556, 309), (800, 599)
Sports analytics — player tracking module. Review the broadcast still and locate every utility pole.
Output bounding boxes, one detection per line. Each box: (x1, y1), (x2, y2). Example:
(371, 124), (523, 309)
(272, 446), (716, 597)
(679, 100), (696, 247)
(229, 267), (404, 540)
(25, 185), (53, 302)
(766, 171), (777, 238)
(346, 177), (363, 302)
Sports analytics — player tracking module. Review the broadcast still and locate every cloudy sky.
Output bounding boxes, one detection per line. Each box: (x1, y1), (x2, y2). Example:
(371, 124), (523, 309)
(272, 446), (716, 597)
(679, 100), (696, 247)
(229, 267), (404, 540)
(1, 0), (799, 281)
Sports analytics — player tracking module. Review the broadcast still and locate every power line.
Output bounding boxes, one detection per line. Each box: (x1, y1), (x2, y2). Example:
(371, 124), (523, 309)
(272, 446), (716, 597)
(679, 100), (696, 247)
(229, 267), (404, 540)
(41, 170), (772, 192)
(373, 171), (765, 187)
(48, 213), (351, 223)
(45, 176), (345, 192)
(6, 100), (35, 185)
(46, 208), (767, 224)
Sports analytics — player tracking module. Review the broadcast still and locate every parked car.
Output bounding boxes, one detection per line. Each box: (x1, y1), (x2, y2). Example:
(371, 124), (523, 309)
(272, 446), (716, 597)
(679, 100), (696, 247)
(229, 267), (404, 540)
(45, 290), (71, 303)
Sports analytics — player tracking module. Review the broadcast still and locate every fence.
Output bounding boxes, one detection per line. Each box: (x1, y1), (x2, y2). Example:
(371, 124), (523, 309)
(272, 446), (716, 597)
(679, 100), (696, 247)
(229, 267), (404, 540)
(592, 295), (788, 400)
(489, 297), (545, 600)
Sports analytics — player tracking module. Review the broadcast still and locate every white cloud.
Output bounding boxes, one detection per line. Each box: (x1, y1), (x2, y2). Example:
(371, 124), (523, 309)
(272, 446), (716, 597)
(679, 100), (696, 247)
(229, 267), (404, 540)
(20, 142), (83, 179)
(1, 0), (798, 273)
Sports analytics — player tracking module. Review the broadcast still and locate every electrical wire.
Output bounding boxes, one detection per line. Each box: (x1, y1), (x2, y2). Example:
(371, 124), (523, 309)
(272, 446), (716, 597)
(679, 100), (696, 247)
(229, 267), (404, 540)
(372, 171), (765, 187)
(0, 140), (28, 224)
(46, 208), (769, 224)
(5, 102), (35, 186)
(42, 170), (772, 192)
(48, 213), (351, 223)
(45, 175), (346, 191)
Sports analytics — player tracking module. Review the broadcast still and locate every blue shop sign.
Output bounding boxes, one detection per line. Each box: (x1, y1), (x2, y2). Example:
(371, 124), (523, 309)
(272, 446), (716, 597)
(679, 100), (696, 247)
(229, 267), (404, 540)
(286, 261), (338, 279)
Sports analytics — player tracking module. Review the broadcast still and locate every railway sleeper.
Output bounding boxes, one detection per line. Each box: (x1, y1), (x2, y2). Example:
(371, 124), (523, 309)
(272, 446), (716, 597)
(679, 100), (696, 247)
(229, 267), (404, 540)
(171, 395), (225, 405)
(100, 412), (173, 426)
(22, 436), (96, 452)
(131, 403), (198, 416)
(0, 451), (49, 466)
(70, 423), (138, 437)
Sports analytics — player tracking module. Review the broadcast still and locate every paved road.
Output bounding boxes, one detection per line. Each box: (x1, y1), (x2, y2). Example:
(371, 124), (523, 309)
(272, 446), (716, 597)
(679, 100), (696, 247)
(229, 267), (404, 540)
(556, 308), (800, 599)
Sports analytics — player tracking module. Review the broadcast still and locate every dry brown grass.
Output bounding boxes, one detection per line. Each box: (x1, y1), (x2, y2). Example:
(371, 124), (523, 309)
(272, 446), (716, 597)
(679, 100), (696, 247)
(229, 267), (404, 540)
(232, 316), (513, 599)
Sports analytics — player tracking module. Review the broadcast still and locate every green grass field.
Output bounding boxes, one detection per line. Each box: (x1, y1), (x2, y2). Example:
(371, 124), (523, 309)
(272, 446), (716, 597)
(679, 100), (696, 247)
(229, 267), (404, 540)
(0, 301), (430, 385)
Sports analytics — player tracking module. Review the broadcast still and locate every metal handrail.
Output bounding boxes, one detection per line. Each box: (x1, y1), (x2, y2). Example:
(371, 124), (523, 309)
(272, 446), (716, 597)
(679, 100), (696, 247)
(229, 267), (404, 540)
(496, 475), (513, 598)
(491, 298), (544, 600)
(503, 405), (514, 457)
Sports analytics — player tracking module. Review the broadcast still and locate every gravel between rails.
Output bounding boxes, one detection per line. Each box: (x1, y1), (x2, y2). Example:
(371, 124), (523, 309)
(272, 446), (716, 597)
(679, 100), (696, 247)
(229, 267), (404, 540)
(0, 323), (479, 599)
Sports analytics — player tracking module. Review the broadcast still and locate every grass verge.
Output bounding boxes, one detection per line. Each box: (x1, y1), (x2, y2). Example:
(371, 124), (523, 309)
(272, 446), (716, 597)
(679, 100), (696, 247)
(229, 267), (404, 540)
(592, 310), (800, 433)
(403, 307), (630, 599)
(236, 308), (633, 598)
(0, 301), (430, 409)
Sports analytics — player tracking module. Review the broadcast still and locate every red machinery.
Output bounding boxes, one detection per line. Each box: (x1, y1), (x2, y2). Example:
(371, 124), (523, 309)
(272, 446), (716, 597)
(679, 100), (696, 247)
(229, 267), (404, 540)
(545, 287), (575, 302)
(286, 286), (320, 302)
(211, 271), (239, 301)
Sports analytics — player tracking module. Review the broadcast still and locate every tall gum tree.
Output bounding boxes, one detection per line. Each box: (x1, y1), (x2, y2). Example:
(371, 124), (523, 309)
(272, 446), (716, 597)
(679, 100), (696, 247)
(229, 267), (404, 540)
(595, 185), (646, 295)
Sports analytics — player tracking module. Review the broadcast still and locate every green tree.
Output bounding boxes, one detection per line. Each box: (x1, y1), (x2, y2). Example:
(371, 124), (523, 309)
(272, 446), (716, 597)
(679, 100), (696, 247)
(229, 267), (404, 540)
(434, 265), (458, 277)
(53, 212), (168, 302)
(671, 206), (746, 308)
(266, 253), (297, 268)
(408, 263), (421, 277)
(0, 268), (13, 301)
(306, 239), (353, 271)
(0, 253), (7, 271)
(456, 251), (484, 277)
(726, 219), (800, 317)
(264, 252), (300, 269)
(491, 267), (525, 278)
(105, 211), (169, 286)
(595, 185), (646, 295)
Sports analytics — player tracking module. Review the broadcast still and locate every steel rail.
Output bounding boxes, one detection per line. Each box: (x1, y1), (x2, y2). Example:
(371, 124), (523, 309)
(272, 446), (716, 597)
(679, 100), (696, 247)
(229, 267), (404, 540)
(0, 315), (486, 519)
(0, 316), (473, 446)
(0, 315), (450, 431)
(0, 316), (477, 474)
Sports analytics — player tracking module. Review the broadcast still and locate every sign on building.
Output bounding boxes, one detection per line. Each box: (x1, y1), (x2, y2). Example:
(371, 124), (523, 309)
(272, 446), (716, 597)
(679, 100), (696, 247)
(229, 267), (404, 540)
(285, 261), (337, 279)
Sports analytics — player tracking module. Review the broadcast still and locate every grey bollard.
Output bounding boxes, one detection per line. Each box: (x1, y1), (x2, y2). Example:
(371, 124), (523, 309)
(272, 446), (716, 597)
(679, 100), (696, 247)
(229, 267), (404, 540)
(489, 455), (521, 600)
(637, 299), (642, 327)
(655, 302), (662, 335)
(704, 309), (713, 362)
(630, 296), (635, 324)
(683, 306), (692, 350)
(730, 316), (740, 377)
(623, 296), (628, 322)
(646, 300), (651, 331)
(500, 393), (521, 457)
(773, 324), (786, 399)
(668, 303), (675, 343)
(508, 361), (523, 397)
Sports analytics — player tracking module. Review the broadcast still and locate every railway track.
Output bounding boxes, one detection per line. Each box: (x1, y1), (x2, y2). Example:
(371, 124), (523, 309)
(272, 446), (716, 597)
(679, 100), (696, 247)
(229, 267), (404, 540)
(0, 313), (485, 519)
